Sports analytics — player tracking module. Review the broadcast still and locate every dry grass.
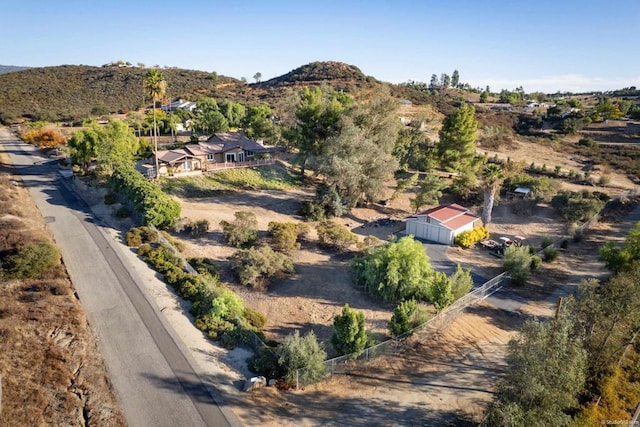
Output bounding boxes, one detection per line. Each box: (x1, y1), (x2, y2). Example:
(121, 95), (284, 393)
(0, 153), (125, 426)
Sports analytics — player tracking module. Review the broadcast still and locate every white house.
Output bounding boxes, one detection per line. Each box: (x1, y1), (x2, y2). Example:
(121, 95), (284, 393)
(405, 203), (480, 245)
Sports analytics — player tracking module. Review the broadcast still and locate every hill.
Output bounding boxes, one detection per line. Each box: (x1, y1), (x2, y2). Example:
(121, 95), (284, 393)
(0, 61), (456, 123)
(0, 65), (242, 122)
(0, 65), (30, 75)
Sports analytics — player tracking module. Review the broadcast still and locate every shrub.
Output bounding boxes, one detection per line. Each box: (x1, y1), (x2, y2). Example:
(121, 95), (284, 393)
(188, 257), (218, 277)
(194, 313), (235, 339)
(160, 230), (185, 252)
(220, 211), (258, 248)
(229, 245), (294, 289)
(104, 193), (117, 205)
(243, 307), (267, 329)
(183, 219), (210, 237)
(331, 304), (368, 357)
(450, 264), (473, 299)
(268, 221), (306, 254)
(353, 235), (434, 303)
(2, 240), (60, 279)
(598, 175), (611, 186)
(454, 226), (490, 248)
(125, 226), (158, 247)
(540, 235), (555, 249)
(299, 201), (327, 221)
(560, 239), (569, 249)
(249, 346), (283, 380)
(551, 190), (607, 223)
(504, 245), (534, 285)
(530, 255), (542, 270)
(277, 330), (327, 387)
(137, 243), (153, 257)
(388, 300), (428, 337)
(316, 221), (358, 251)
(114, 206), (132, 218)
(109, 164), (181, 229)
(543, 246), (559, 262)
(578, 137), (597, 148)
(430, 272), (454, 311)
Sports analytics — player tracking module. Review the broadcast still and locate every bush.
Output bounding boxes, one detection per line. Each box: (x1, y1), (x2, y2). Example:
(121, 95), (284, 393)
(454, 226), (490, 248)
(277, 330), (327, 387)
(316, 221), (358, 251)
(188, 257), (218, 277)
(268, 221), (306, 254)
(2, 240), (60, 279)
(184, 219), (210, 237)
(540, 235), (555, 249)
(104, 193), (117, 205)
(220, 211), (258, 248)
(331, 304), (368, 357)
(543, 246), (559, 262)
(430, 272), (454, 311)
(299, 201), (326, 221)
(530, 255), (542, 270)
(243, 307), (267, 329)
(388, 300), (432, 338)
(194, 313), (235, 339)
(504, 245), (534, 286)
(450, 264), (473, 299)
(229, 245), (294, 290)
(578, 137), (598, 148)
(353, 235), (434, 303)
(109, 164), (181, 229)
(126, 226), (158, 247)
(249, 346), (283, 380)
(114, 206), (132, 218)
(551, 190), (607, 223)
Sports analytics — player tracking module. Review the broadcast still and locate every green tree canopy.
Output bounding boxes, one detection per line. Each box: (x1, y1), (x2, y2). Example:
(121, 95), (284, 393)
(437, 103), (478, 172)
(352, 235), (434, 303)
(243, 103), (278, 143)
(277, 330), (327, 386)
(331, 304), (368, 357)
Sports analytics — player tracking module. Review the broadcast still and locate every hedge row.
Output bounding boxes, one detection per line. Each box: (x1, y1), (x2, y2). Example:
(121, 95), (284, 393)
(454, 226), (490, 248)
(110, 165), (181, 229)
(138, 242), (266, 347)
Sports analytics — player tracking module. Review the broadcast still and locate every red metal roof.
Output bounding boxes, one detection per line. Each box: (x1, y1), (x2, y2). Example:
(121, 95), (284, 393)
(414, 203), (479, 230)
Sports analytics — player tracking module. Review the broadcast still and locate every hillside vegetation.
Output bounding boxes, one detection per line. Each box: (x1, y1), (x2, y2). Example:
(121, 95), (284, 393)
(0, 62), (449, 123)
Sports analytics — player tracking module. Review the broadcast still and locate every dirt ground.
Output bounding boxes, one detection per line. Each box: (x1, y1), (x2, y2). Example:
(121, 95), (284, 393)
(0, 154), (125, 426)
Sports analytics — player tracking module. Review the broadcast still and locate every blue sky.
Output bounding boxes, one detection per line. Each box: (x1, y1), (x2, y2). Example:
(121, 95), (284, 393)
(1, 0), (638, 93)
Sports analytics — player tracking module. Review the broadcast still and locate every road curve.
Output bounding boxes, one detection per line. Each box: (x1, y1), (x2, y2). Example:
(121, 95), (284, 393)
(0, 128), (239, 427)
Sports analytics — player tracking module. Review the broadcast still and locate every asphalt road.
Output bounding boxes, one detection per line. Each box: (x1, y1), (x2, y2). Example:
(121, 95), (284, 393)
(0, 128), (238, 427)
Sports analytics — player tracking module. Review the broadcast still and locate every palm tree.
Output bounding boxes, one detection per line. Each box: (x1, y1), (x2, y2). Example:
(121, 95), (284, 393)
(481, 164), (504, 225)
(143, 69), (166, 179)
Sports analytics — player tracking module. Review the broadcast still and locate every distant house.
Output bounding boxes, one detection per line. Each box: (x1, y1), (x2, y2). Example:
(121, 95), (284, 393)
(146, 131), (276, 177)
(161, 99), (197, 112)
(405, 203), (480, 245)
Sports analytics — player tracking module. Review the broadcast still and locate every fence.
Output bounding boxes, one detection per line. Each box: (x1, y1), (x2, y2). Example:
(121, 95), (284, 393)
(206, 158), (275, 171)
(295, 272), (508, 389)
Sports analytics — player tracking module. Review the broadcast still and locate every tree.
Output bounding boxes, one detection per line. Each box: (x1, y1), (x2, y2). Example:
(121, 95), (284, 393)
(450, 264), (473, 299)
(331, 304), (368, 357)
(410, 174), (446, 213)
(94, 119), (139, 175)
(485, 316), (587, 427)
(437, 103), (478, 173)
(600, 221), (640, 273)
(67, 125), (100, 171)
(229, 245), (294, 290)
(277, 330), (327, 386)
(388, 299), (418, 337)
(451, 69), (460, 88)
(193, 98), (229, 134)
(503, 245), (534, 285)
(243, 104), (277, 142)
(430, 272), (454, 311)
(352, 235), (434, 302)
(393, 125), (436, 171)
(253, 72), (262, 83)
(481, 164), (505, 225)
(479, 91), (489, 103)
(290, 86), (351, 175)
(143, 69), (167, 179)
(429, 74), (439, 89)
(219, 99), (246, 128)
(441, 73), (451, 89)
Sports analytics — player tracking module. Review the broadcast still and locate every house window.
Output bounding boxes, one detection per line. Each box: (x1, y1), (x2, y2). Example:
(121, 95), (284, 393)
(182, 161), (191, 171)
(225, 153), (236, 163)
(206, 154), (215, 161)
(245, 150), (255, 158)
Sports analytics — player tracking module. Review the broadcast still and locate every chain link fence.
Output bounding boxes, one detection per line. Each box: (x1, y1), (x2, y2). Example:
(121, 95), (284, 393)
(295, 272), (508, 389)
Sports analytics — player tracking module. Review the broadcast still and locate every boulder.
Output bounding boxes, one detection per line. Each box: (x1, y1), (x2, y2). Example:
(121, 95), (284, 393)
(243, 376), (267, 392)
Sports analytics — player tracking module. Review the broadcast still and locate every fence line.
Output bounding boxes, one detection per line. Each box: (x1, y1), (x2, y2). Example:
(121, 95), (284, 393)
(295, 272), (508, 389)
(294, 188), (640, 388)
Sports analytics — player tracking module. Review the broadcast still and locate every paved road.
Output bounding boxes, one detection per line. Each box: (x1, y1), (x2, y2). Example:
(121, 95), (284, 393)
(0, 128), (238, 427)
(421, 241), (488, 285)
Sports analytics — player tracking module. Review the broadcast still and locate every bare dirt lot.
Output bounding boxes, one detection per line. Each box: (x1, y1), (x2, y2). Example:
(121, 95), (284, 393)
(0, 154), (125, 426)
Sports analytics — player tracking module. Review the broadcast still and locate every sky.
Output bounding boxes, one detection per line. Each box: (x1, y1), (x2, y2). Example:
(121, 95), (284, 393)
(1, 0), (639, 93)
